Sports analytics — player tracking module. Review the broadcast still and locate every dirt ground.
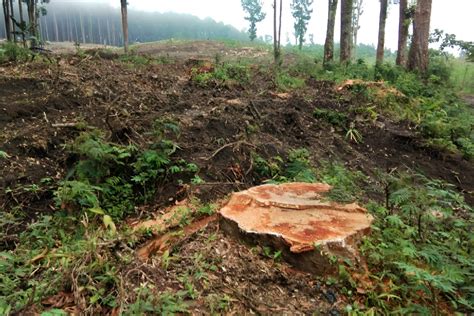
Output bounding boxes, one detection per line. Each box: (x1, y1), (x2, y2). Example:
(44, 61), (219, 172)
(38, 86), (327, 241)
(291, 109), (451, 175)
(1, 42), (473, 314)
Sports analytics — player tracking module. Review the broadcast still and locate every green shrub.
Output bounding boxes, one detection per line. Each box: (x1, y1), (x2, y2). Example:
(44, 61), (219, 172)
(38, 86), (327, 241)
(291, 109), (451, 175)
(54, 120), (197, 219)
(191, 62), (250, 87)
(276, 72), (305, 91)
(0, 42), (30, 63)
(313, 108), (348, 128)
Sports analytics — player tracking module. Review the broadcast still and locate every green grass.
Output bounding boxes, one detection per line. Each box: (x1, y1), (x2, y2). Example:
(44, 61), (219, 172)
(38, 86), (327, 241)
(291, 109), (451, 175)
(451, 59), (474, 94)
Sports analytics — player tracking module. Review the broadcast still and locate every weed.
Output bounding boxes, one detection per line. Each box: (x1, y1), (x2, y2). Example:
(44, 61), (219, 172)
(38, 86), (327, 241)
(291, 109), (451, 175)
(206, 293), (232, 314)
(313, 108), (348, 128)
(54, 120), (197, 220)
(0, 42), (30, 63)
(359, 173), (474, 313)
(345, 123), (363, 144)
(0, 150), (9, 159)
(124, 284), (189, 315)
(276, 71), (305, 91)
(119, 54), (150, 65)
(191, 62), (250, 87)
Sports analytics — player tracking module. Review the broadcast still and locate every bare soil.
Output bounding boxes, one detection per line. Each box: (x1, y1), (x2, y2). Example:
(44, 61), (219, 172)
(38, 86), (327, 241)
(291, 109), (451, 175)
(1, 42), (473, 314)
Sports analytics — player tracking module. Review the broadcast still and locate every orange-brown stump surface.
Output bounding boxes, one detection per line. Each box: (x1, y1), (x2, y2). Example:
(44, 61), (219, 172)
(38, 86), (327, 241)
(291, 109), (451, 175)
(219, 183), (374, 275)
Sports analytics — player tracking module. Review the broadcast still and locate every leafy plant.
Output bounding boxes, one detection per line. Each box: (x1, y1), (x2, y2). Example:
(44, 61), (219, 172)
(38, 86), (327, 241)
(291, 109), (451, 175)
(313, 108), (348, 128)
(359, 173), (474, 313)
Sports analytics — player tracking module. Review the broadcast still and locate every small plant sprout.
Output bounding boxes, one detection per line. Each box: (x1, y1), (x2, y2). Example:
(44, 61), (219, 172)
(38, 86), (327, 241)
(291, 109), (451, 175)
(345, 122), (363, 144)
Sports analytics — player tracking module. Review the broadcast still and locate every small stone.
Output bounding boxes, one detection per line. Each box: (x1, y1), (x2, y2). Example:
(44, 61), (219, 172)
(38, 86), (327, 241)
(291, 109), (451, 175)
(324, 289), (337, 304)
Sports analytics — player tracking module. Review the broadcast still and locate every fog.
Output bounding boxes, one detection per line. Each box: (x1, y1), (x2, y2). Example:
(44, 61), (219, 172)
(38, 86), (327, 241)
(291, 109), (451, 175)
(2, 0), (473, 50)
(107, 0), (474, 50)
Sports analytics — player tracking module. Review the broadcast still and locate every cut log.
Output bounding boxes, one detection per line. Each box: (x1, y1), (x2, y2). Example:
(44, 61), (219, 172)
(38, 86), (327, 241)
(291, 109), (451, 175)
(219, 183), (374, 275)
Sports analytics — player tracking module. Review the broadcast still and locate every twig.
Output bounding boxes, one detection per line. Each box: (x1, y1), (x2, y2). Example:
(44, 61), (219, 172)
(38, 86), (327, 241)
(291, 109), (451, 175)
(206, 141), (256, 161)
(52, 122), (80, 128)
(249, 100), (262, 119)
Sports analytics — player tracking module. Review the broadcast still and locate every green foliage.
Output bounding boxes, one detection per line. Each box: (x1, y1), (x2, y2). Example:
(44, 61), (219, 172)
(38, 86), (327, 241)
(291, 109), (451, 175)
(241, 0), (266, 41)
(119, 54), (150, 65)
(276, 71), (305, 91)
(360, 174), (474, 313)
(124, 285), (189, 315)
(252, 150), (365, 203)
(0, 150), (9, 159)
(313, 108), (348, 128)
(315, 161), (366, 203)
(192, 62), (250, 87)
(54, 120), (196, 220)
(290, 0), (314, 50)
(0, 42), (31, 63)
(0, 215), (125, 312)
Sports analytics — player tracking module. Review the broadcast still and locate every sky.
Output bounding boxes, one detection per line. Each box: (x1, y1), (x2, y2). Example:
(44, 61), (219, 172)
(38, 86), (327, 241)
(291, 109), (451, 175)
(105, 0), (473, 50)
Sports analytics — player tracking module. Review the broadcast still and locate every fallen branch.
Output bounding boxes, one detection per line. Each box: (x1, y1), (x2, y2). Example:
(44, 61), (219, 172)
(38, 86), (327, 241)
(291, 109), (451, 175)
(136, 214), (218, 261)
(206, 141), (256, 161)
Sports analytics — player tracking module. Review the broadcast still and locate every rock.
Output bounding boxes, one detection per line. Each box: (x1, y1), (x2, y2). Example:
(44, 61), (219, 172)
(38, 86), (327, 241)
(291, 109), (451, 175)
(219, 183), (374, 275)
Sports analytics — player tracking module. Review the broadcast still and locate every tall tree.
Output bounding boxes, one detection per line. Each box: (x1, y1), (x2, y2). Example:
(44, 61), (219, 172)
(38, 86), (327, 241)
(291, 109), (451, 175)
(120, 0), (128, 53)
(18, 0), (27, 46)
(323, 0), (338, 65)
(291, 0), (313, 50)
(2, 0), (12, 41)
(340, 0), (353, 63)
(352, 0), (363, 58)
(241, 0), (266, 41)
(396, 0), (410, 66)
(273, 0), (283, 65)
(407, 0), (432, 74)
(376, 0), (388, 65)
(9, 0), (15, 42)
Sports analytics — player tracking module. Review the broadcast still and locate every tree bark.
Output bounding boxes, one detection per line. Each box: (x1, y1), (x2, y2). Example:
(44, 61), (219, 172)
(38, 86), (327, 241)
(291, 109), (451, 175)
(3, 0), (12, 41)
(396, 0), (409, 66)
(9, 0), (15, 42)
(26, 0), (37, 45)
(120, 0), (128, 53)
(18, 0), (27, 46)
(323, 0), (338, 65)
(340, 0), (353, 64)
(376, 0), (388, 65)
(53, 11), (59, 42)
(352, 0), (363, 59)
(273, 0), (282, 65)
(408, 0), (432, 74)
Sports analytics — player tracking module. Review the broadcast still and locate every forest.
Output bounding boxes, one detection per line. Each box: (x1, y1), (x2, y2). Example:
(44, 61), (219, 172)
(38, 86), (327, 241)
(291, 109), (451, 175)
(0, 0), (473, 315)
(0, 2), (248, 45)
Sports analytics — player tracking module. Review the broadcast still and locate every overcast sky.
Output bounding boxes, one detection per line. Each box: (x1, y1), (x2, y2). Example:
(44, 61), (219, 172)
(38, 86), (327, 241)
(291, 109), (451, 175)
(106, 0), (473, 50)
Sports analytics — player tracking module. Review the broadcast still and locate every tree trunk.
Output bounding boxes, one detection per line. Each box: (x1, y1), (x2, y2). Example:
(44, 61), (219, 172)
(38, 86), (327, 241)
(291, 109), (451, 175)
(376, 0), (388, 65)
(9, 0), (15, 42)
(323, 0), (338, 65)
(352, 0), (363, 59)
(79, 13), (85, 43)
(340, 0), (353, 63)
(53, 11), (59, 42)
(408, 0), (432, 74)
(3, 0), (12, 41)
(396, 0), (409, 66)
(26, 0), (37, 46)
(273, 0), (282, 65)
(120, 0), (128, 53)
(18, 0), (27, 46)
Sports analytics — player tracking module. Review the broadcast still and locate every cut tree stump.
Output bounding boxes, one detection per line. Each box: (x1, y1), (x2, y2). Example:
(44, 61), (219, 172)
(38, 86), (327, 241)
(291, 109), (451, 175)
(219, 183), (374, 275)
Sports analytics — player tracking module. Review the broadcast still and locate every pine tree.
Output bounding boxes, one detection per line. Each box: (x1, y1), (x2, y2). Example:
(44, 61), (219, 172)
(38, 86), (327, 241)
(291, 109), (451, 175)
(291, 0), (313, 50)
(241, 0), (266, 41)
